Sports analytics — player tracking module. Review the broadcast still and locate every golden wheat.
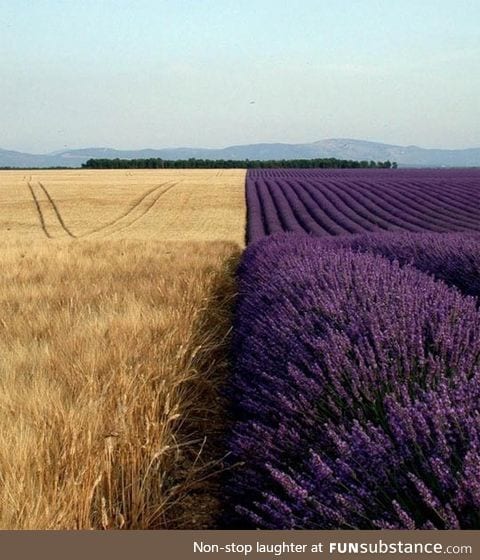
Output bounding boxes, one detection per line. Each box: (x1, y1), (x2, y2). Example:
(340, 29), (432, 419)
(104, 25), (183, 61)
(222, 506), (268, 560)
(0, 169), (246, 243)
(0, 170), (245, 529)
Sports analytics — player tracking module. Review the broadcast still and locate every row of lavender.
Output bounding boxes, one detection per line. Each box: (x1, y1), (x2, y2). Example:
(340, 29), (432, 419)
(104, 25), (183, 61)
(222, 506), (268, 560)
(225, 168), (480, 529)
(246, 168), (480, 243)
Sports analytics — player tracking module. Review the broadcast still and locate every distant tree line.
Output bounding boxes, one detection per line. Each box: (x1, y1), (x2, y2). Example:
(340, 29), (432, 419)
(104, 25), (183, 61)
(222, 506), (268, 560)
(0, 166), (72, 170)
(81, 157), (398, 169)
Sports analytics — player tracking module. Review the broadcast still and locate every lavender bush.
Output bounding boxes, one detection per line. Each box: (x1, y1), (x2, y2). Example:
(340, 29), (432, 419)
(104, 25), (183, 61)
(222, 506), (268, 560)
(224, 234), (480, 529)
(242, 373), (480, 529)
(325, 230), (480, 300)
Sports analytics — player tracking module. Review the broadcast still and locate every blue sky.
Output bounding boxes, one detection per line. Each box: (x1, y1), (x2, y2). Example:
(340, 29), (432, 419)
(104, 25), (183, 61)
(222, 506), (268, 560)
(1, 0), (479, 152)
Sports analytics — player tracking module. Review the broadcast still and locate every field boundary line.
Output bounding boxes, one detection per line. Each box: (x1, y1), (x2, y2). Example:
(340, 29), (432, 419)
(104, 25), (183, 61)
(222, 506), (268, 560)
(27, 182), (51, 238)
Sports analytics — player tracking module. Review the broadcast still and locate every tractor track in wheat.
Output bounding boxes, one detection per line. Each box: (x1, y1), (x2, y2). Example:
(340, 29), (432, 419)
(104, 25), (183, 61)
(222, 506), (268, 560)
(25, 179), (179, 240)
(91, 181), (179, 237)
(38, 182), (77, 238)
(27, 182), (52, 239)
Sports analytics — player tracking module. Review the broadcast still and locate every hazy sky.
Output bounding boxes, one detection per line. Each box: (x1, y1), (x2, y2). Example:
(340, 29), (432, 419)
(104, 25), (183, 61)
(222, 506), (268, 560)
(1, 0), (479, 153)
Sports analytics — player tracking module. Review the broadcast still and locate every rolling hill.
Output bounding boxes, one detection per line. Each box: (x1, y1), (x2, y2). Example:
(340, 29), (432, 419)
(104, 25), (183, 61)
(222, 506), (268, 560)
(1, 139), (480, 168)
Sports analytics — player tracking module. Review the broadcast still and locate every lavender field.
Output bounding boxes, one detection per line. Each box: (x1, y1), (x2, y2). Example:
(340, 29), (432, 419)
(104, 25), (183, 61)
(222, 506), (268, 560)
(225, 169), (480, 529)
(246, 168), (480, 243)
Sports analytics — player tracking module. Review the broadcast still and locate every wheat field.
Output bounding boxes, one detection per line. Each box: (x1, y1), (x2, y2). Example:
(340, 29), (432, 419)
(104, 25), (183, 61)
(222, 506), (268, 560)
(0, 169), (245, 243)
(0, 169), (245, 529)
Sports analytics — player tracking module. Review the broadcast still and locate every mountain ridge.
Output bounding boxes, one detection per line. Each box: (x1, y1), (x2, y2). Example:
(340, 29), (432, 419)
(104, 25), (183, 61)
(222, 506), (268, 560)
(1, 139), (480, 168)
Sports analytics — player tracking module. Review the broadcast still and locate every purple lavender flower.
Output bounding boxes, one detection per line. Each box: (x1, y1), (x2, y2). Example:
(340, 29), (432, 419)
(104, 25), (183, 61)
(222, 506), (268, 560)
(223, 234), (480, 529)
